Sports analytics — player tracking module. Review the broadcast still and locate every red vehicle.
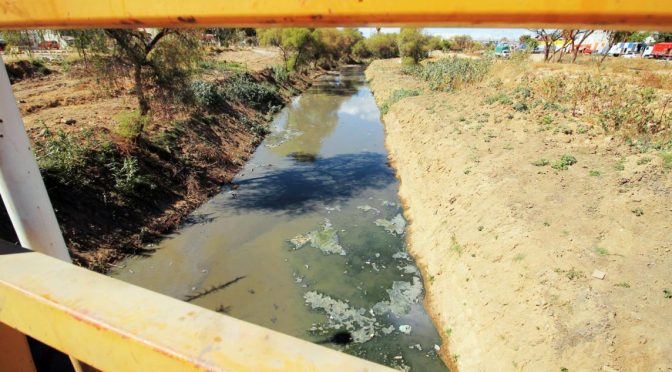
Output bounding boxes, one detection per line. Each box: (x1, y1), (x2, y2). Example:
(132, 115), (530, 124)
(649, 42), (672, 60)
(38, 40), (60, 50)
(581, 48), (593, 54)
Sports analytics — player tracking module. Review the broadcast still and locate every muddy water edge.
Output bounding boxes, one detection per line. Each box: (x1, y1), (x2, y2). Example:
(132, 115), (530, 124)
(113, 66), (447, 371)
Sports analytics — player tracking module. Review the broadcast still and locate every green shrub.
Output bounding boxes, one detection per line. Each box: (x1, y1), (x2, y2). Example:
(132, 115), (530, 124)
(661, 152), (672, 169)
(484, 93), (511, 105)
(34, 128), (90, 186)
(222, 72), (282, 110)
(551, 155), (577, 170)
(398, 28), (430, 65)
(114, 110), (150, 139)
(512, 86), (532, 99)
(365, 33), (399, 59)
(272, 64), (289, 83)
(541, 115), (553, 126)
(513, 102), (528, 112)
(199, 60), (245, 72)
(108, 156), (149, 198)
(408, 56), (493, 92)
(189, 80), (222, 108)
(380, 89), (420, 115)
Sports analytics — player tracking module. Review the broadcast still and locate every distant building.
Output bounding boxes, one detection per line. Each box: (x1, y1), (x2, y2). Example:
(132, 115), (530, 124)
(570, 31), (609, 53)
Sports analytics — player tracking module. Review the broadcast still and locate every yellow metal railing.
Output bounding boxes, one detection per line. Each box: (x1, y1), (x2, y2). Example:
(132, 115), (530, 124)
(1, 1), (671, 371)
(0, 243), (390, 371)
(1, 0), (671, 30)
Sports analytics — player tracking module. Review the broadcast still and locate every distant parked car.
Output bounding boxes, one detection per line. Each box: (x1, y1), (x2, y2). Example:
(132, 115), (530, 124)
(647, 42), (672, 60)
(38, 40), (60, 50)
(581, 48), (593, 54)
(494, 43), (511, 58)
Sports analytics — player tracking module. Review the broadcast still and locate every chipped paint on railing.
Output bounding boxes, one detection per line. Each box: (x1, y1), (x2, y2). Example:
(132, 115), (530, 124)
(0, 0), (671, 30)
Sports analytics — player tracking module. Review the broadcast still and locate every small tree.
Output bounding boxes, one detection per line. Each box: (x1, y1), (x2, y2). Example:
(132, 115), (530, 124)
(450, 35), (474, 51)
(365, 33), (399, 59)
(530, 29), (562, 62)
(398, 28), (430, 65)
(257, 28), (318, 71)
(570, 29), (594, 63)
(57, 29), (107, 65)
(627, 31), (651, 43)
(105, 29), (201, 115)
(281, 28), (317, 71)
(206, 28), (246, 47)
(553, 30), (577, 63)
(654, 32), (672, 42)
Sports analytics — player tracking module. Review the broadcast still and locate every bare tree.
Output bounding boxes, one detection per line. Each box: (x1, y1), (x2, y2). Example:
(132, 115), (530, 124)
(530, 29), (562, 62)
(571, 30), (594, 63)
(600, 30), (633, 64)
(553, 30), (576, 63)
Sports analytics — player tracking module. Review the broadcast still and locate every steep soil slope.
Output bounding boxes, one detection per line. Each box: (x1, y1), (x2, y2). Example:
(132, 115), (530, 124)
(367, 58), (672, 371)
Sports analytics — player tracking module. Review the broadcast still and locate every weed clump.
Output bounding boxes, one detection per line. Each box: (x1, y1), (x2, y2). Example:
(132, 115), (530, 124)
(532, 158), (550, 167)
(189, 80), (222, 108)
(662, 152), (672, 170)
(551, 155), (577, 170)
(222, 72), (282, 110)
(114, 110), (150, 139)
(555, 267), (585, 280)
(408, 56), (493, 92)
(34, 127), (152, 200)
(593, 247), (609, 256)
(380, 89), (420, 115)
(484, 93), (511, 105)
(272, 64), (289, 83)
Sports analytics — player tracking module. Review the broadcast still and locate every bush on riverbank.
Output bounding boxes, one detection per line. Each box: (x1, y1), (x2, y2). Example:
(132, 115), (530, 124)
(403, 56), (493, 92)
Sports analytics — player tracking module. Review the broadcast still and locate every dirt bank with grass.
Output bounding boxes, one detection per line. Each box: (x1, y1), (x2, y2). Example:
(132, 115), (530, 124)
(0, 48), (317, 271)
(366, 57), (672, 371)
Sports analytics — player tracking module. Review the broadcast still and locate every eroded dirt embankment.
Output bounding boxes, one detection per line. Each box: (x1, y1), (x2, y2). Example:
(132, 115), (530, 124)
(366, 59), (672, 371)
(0, 53), (315, 271)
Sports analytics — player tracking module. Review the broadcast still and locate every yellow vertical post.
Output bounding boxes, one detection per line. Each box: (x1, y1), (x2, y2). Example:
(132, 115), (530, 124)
(0, 322), (36, 372)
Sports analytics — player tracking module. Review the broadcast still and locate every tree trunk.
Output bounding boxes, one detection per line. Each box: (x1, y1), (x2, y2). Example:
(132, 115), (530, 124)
(134, 64), (149, 115)
(544, 43), (551, 62)
(572, 48), (580, 63)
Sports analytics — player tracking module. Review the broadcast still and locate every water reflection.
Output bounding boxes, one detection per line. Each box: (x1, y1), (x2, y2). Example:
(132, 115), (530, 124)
(227, 152), (393, 214)
(269, 70), (363, 158)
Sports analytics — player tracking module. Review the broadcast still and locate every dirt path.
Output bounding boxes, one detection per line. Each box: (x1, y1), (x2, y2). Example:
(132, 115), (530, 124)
(366, 59), (672, 371)
(214, 47), (283, 71)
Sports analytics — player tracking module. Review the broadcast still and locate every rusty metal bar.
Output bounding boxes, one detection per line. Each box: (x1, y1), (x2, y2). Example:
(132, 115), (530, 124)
(0, 243), (391, 371)
(0, 0), (671, 30)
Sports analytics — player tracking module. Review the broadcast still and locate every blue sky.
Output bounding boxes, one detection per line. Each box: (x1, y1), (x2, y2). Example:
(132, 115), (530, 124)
(359, 27), (533, 41)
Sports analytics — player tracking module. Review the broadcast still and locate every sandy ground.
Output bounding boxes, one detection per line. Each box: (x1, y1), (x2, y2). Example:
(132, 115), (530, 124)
(366, 59), (672, 371)
(214, 47), (283, 71)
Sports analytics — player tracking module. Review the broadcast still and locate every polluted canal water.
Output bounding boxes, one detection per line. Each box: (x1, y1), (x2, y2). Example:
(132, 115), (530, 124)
(114, 66), (447, 371)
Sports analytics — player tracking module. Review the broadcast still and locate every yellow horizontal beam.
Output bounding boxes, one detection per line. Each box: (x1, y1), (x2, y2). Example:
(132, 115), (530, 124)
(0, 243), (391, 371)
(1, 0), (671, 30)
